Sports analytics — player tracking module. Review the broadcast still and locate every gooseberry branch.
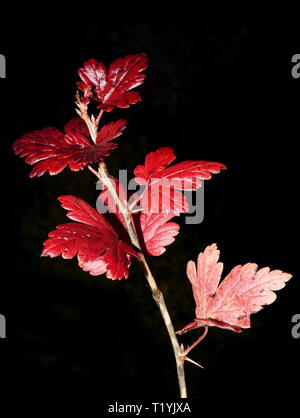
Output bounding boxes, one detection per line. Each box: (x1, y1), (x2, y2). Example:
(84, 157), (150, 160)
(13, 53), (292, 399)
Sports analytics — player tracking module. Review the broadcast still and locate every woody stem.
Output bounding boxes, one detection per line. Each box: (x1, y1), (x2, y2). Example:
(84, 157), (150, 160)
(97, 160), (187, 398)
(138, 252), (187, 398)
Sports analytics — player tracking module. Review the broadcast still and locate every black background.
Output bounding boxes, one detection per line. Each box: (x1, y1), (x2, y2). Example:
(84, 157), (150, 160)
(1, 18), (299, 414)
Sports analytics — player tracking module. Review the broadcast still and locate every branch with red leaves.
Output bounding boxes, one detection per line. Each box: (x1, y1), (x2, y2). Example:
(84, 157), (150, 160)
(176, 244), (292, 356)
(13, 53), (292, 398)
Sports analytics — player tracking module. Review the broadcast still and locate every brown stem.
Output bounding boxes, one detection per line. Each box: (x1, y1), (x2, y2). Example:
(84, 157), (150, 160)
(98, 162), (140, 250)
(138, 253), (187, 398)
(75, 92), (98, 142)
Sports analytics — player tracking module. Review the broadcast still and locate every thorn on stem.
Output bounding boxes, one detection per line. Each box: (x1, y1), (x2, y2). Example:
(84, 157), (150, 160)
(177, 350), (204, 369)
(184, 356), (204, 369)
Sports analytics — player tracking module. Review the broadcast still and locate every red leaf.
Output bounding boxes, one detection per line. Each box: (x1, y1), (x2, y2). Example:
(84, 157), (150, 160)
(134, 147), (176, 180)
(132, 147), (226, 215)
(98, 179), (179, 256)
(64, 117), (90, 137)
(96, 120), (127, 144)
(177, 244), (292, 334)
(139, 213), (179, 256)
(77, 53), (148, 111)
(41, 195), (139, 279)
(13, 117), (126, 177)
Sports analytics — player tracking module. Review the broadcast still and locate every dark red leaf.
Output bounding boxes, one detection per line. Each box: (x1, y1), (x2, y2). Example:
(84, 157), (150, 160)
(64, 117), (90, 137)
(13, 117), (126, 177)
(132, 147), (226, 215)
(42, 195), (139, 280)
(77, 59), (107, 94)
(96, 119), (127, 144)
(77, 54), (148, 111)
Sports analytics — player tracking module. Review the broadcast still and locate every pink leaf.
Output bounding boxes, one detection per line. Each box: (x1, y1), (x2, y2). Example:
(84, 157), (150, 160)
(139, 213), (179, 256)
(41, 195), (139, 280)
(178, 244), (292, 334)
(13, 117), (126, 177)
(132, 147), (226, 215)
(77, 54), (148, 111)
(78, 257), (108, 276)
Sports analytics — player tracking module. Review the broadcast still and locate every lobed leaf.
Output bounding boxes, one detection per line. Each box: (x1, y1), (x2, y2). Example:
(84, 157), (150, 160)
(42, 195), (139, 280)
(178, 244), (292, 333)
(13, 117), (126, 177)
(77, 53), (148, 111)
(132, 147), (226, 215)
